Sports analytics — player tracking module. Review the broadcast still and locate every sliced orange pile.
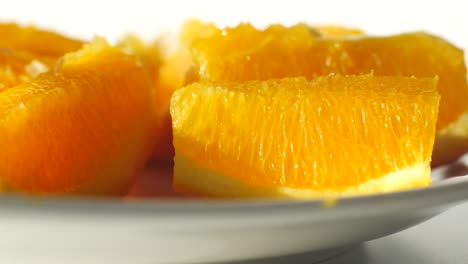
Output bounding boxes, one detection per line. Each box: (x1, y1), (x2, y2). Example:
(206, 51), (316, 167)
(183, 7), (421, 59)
(171, 75), (439, 198)
(0, 38), (159, 195)
(0, 20), (464, 199)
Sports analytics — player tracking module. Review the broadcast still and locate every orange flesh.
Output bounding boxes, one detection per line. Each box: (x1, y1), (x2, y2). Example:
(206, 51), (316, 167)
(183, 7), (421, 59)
(310, 25), (365, 37)
(148, 20), (220, 160)
(0, 23), (84, 93)
(117, 35), (160, 84)
(0, 39), (158, 194)
(157, 19), (220, 106)
(171, 75), (439, 190)
(154, 22), (320, 162)
(0, 23), (83, 57)
(0, 49), (58, 90)
(192, 28), (467, 130)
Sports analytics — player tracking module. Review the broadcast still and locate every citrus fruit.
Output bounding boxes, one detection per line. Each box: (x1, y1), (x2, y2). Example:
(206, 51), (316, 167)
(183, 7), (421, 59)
(0, 49), (53, 92)
(192, 29), (465, 130)
(0, 38), (158, 195)
(191, 26), (468, 164)
(153, 21), (344, 162)
(178, 22), (362, 84)
(0, 23), (83, 57)
(0, 23), (84, 92)
(170, 75), (440, 199)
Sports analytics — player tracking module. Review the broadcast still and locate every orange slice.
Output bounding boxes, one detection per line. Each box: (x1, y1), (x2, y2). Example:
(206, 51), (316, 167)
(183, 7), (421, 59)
(171, 75), (439, 199)
(0, 38), (158, 195)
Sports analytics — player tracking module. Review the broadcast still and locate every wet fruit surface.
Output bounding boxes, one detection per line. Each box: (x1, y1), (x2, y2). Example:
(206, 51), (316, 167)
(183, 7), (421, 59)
(171, 75), (439, 197)
(0, 39), (159, 195)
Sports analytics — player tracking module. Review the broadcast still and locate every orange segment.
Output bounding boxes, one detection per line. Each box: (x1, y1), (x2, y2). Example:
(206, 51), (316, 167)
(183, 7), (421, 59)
(171, 75), (439, 198)
(0, 23), (83, 57)
(192, 23), (315, 82)
(192, 29), (467, 131)
(0, 38), (158, 195)
(160, 21), (360, 99)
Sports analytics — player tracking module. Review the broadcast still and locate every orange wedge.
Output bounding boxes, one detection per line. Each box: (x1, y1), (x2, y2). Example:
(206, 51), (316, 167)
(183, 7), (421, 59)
(171, 75), (440, 199)
(0, 38), (158, 195)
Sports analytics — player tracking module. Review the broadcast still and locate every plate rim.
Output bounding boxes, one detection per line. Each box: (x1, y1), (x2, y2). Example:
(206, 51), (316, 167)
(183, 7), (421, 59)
(0, 175), (467, 225)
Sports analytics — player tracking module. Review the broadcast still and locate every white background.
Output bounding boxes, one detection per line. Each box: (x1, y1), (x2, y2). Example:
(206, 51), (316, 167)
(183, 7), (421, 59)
(1, 0), (467, 50)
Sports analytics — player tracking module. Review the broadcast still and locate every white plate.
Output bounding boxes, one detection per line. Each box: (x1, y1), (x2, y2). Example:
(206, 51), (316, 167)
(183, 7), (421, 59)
(0, 156), (467, 264)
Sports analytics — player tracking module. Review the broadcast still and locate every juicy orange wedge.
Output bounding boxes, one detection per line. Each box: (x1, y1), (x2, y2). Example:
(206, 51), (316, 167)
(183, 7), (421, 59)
(0, 38), (158, 195)
(171, 75), (440, 198)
